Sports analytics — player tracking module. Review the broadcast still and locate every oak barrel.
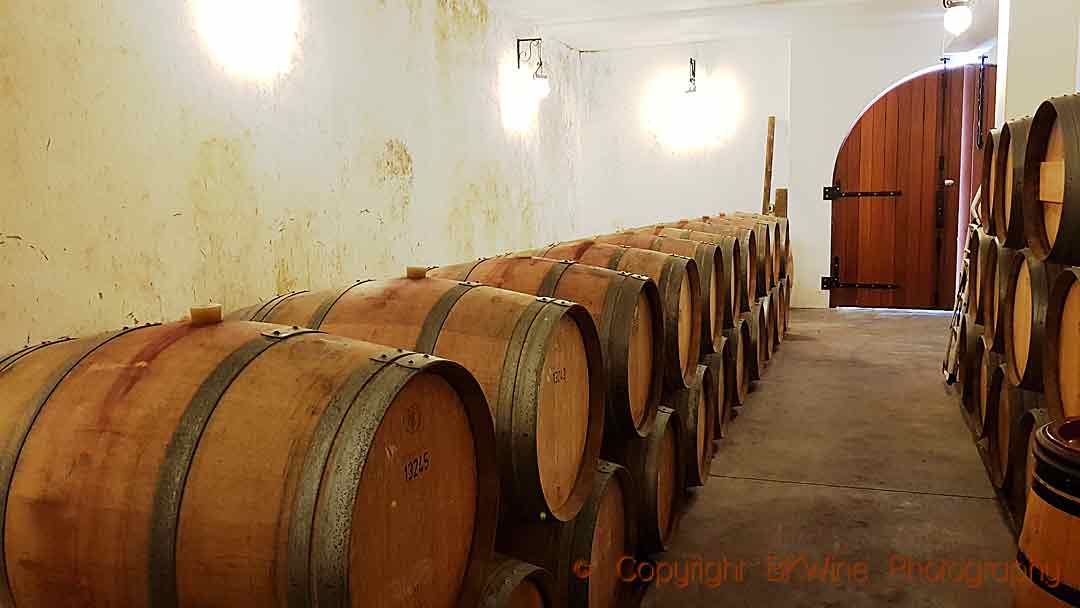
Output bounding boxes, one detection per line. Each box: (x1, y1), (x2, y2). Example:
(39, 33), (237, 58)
(966, 228), (985, 320)
(1023, 93), (1080, 265)
(0, 320), (499, 608)
(596, 231), (735, 342)
(607, 407), (685, 556)
(766, 287), (779, 354)
(981, 239), (1006, 353)
(477, 555), (554, 608)
(655, 227), (756, 310)
(1045, 267), (1080, 420)
(745, 301), (768, 382)
(981, 128), (1001, 233)
(671, 365), (716, 487)
(429, 256), (662, 440)
(993, 117), (1033, 248)
(724, 319), (751, 406)
(1013, 419), (1080, 607)
(231, 277), (605, 522)
(1002, 250), (1059, 390)
(538, 240), (702, 389)
(497, 461), (637, 608)
(957, 313), (982, 416)
(987, 382), (1040, 490)
(704, 345), (730, 440)
(729, 212), (787, 281)
(976, 342), (1004, 439)
(678, 220), (772, 296)
(1007, 408), (1051, 529)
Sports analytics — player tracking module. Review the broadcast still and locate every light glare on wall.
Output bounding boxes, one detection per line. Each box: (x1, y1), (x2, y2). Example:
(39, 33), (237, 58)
(499, 56), (549, 134)
(193, 0), (301, 82)
(642, 66), (743, 151)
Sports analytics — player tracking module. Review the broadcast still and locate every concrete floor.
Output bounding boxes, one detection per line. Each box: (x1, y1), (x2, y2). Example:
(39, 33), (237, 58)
(644, 308), (1016, 608)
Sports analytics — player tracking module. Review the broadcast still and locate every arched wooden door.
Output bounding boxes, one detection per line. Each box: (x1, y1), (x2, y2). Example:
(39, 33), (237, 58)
(828, 63), (996, 309)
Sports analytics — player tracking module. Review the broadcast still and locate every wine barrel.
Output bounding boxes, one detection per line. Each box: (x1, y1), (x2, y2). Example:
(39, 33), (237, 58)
(724, 319), (751, 406)
(1007, 408), (1051, 529)
(704, 342), (730, 439)
(706, 216), (780, 287)
(729, 213), (787, 281)
(680, 220), (773, 296)
(0, 320), (498, 608)
(976, 343), (1004, 439)
(1023, 93), (1080, 265)
(1002, 250), (1060, 390)
(987, 382), (1041, 490)
(993, 117), (1033, 248)
(981, 239), (1005, 353)
(497, 461), (637, 608)
(655, 227), (756, 310)
(477, 555), (554, 608)
(745, 301), (768, 381)
(231, 277), (605, 522)
(781, 276), (792, 337)
(671, 365), (716, 487)
(775, 279), (788, 344)
(1013, 419), (1080, 607)
(1045, 267), (1080, 420)
(766, 287), (780, 353)
(966, 228), (984, 319)
(596, 231), (737, 339)
(537, 240), (702, 389)
(429, 256), (663, 440)
(957, 313), (983, 416)
(607, 407), (684, 555)
(981, 128), (1002, 234)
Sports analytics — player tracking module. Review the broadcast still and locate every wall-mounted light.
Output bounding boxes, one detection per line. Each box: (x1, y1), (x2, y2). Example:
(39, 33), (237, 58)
(517, 38), (551, 100)
(943, 0), (973, 36)
(643, 60), (743, 151)
(686, 58), (697, 94)
(192, 0), (301, 82)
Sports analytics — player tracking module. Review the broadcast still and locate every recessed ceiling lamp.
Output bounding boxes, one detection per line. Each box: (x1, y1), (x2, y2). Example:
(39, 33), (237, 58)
(944, 0), (973, 36)
(517, 38), (551, 100)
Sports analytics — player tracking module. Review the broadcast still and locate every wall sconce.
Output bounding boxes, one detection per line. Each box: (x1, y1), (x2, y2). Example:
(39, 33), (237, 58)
(943, 0), (973, 35)
(517, 38), (551, 99)
(686, 58), (697, 94)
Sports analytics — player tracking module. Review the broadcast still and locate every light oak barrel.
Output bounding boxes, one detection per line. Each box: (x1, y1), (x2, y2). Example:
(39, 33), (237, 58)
(703, 343), (730, 440)
(0, 320), (499, 608)
(537, 240), (702, 390)
(429, 256), (662, 441)
(1023, 93), (1080, 265)
(496, 461), (637, 608)
(1044, 267), (1080, 420)
(1012, 419), (1080, 607)
(981, 128), (1001, 232)
(987, 381), (1041, 490)
(993, 116), (1033, 248)
(724, 213), (787, 281)
(231, 277), (605, 523)
(1002, 250), (1061, 390)
(724, 318), (752, 406)
(745, 301), (768, 382)
(652, 226), (756, 311)
(675, 220), (773, 296)
(670, 364), (716, 487)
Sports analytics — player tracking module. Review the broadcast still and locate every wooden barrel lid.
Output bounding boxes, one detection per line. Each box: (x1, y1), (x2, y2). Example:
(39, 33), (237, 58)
(677, 274), (694, 378)
(1012, 259), (1034, 378)
(536, 314), (593, 517)
(628, 291), (656, 429)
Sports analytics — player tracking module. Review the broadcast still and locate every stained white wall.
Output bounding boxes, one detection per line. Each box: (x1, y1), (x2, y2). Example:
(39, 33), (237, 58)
(0, 0), (585, 354)
(577, 39), (792, 234)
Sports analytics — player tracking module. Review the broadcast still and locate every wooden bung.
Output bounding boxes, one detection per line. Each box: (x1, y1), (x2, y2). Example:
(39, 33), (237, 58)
(496, 461), (637, 608)
(1012, 419), (1080, 606)
(230, 277), (605, 523)
(0, 320), (499, 607)
(428, 255), (663, 441)
(596, 231), (733, 349)
(536, 240), (702, 389)
(1023, 93), (1080, 265)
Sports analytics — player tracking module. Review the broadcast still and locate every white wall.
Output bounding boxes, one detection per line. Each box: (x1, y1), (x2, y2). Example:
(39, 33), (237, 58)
(996, 0), (1080, 123)
(577, 39), (791, 234)
(0, 0), (585, 354)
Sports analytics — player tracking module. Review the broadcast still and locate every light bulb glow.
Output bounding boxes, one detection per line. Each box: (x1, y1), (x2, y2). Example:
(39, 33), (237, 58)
(193, 0), (301, 82)
(944, 4), (973, 36)
(532, 76), (551, 100)
(642, 67), (743, 151)
(499, 58), (552, 134)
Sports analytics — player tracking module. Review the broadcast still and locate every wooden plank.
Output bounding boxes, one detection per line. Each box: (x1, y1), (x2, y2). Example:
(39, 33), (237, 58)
(941, 67), (966, 310)
(762, 116), (776, 214)
(921, 69), (941, 309)
(774, 188), (789, 217)
(857, 105), (877, 306)
(894, 79), (914, 308)
(881, 89), (900, 308)
(1041, 161), (1066, 204)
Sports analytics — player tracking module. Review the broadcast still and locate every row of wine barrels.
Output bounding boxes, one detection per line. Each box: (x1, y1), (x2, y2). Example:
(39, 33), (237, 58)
(704, 340), (731, 439)
(980, 128), (1002, 233)
(231, 276), (606, 522)
(992, 117), (1034, 248)
(428, 256), (663, 441)
(534, 240), (702, 389)
(654, 226), (753, 314)
(729, 212), (789, 280)
(477, 555), (555, 608)
(724, 318), (751, 406)
(595, 231), (736, 341)
(0, 319), (499, 607)
(680, 219), (773, 297)
(605, 407), (685, 557)
(703, 215), (781, 289)
(498, 460), (637, 608)
(671, 364), (716, 487)
(1023, 93), (1080, 266)
(1012, 418), (1080, 607)
(1044, 266), (1080, 421)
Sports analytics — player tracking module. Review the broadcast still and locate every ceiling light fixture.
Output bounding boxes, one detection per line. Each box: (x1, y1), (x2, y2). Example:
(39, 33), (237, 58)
(943, 0), (973, 36)
(517, 38), (551, 100)
(686, 58), (697, 94)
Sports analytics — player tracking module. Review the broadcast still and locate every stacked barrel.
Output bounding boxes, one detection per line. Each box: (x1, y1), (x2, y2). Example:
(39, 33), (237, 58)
(0, 209), (795, 607)
(950, 92), (1080, 592)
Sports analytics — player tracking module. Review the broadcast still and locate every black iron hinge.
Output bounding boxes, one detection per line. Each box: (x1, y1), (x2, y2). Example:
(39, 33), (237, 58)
(824, 186), (902, 201)
(821, 256), (900, 290)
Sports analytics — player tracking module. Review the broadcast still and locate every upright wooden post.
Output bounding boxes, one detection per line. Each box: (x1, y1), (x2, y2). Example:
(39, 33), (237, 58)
(774, 188), (789, 218)
(762, 116), (776, 214)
